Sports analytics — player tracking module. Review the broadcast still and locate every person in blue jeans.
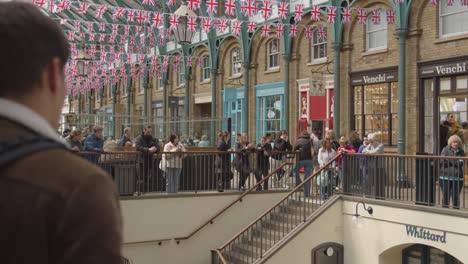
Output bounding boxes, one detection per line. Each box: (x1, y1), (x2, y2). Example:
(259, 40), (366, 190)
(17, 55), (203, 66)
(439, 134), (465, 209)
(293, 131), (313, 197)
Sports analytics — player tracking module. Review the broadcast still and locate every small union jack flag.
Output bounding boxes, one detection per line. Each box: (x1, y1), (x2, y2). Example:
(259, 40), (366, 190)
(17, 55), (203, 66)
(109, 34), (116, 43)
(276, 23), (284, 38)
(372, 8), (381, 24)
(289, 24), (298, 38)
(202, 18), (212, 33)
(304, 25), (312, 40)
(327, 6), (337, 24)
(318, 26), (326, 41)
(99, 34), (105, 42)
(135, 10), (145, 25)
(170, 14), (179, 30)
(357, 8), (367, 24)
(218, 19), (228, 32)
(261, 23), (269, 37)
(232, 20), (242, 35)
(242, 0), (257, 17)
(96, 5), (107, 18)
(186, 56), (192, 67)
(56, 0), (70, 12)
(342, 7), (352, 24)
(87, 22), (93, 32)
(113, 8), (126, 20)
(188, 16), (197, 32)
(130, 36), (136, 45)
(89, 33), (95, 41)
(127, 10), (135, 22)
(386, 9), (396, 24)
(295, 4), (304, 22)
(187, 0), (200, 10)
(99, 22), (105, 32)
(74, 21), (80, 31)
(120, 35), (126, 44)
(198, 57), (204, 67)
(206, 0), (218, 14)
(225, 0), (236, 16)
(259, 0), (273, 19)
(278, 2), (288, 19)
(311, 5), (321, 21)
(152, 12), (162, 27)
(142, 0), (155, 6)
(247, 22), (256, 33)
(33, 0), (46, 7)
(112, 24), (118, 34)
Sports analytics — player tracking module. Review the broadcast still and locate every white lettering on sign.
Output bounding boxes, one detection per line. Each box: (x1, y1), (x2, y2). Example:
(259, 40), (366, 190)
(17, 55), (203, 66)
(435, 63), (467, 75)
(363, 73), (386, 84)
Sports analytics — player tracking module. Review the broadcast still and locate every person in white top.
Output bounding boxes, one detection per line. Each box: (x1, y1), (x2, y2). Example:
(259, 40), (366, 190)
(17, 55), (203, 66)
(161, 134), (186, 193)
(317, 139), (337, 200)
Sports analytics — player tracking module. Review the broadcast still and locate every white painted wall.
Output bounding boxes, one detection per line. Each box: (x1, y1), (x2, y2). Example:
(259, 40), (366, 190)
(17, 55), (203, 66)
(120, 192), (288, 264)
(263, 198), (468, 264)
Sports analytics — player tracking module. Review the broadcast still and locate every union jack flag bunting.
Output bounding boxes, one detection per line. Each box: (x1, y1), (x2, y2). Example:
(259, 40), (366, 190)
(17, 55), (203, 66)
(232, 20), (242, 35)
(99, 34), (105, 42)
(278, 2), (288, 19)
(139, 55), (145, 65)
(99, 22), (105, 32)
(357, 8), (367, 24)
(77, 2), (89, 13)
(89, 33), (95, 41)
(56, 0), (70, 12)
(188, 16), (197, 32)
(130, 36), (136, 45)
(87, 22), (93, 33)
(304, 25), (312, 40)
(109, 34), (116, 43)
(140, 35), (145, 45)
(327, 6), (337, 24)
(74, 21), (80, 31)
(187, 0), (200, 10)
(48, 0), (55, 12)
(127, 10), (135, 22)
(67, 31), (75, 41)
(260, 0), (273, 19)
(386, 9), (396, 24)
(218, 19), (228, 32)
(261, 23), (269, 37)
(206, 0), (218, 14)
(202, 18), (212, 33)
(276, 23), (284, 38)
(311, 5), (321, 21)
(142, 0), (155, 6)
(79, 32), (85, 39)
(198, 57), (204, 67)
(342, 7), (352, 24)
(96, 5), (107, 18)
(135, 11), (145, 25)
(152, 12), (162, 27)
(289, 24), (298, 38)
(242, 0), (257, 17)
(295, 4), (304, 22)
(372, 8), (381, 24)
(247, 22), (256, 33)
(144, 12), (151, 23)
(147, 47), (152, 54)
(112, 24), (118, 34)
(33, 0), (46, 7)
(225, 0), (236, 16)
(186, 56), (192, 67)
(318, 26), (326, 41)
(170, 14), (179, 31)
(113, 8), (126, 20)
(120, 35), (126, 44)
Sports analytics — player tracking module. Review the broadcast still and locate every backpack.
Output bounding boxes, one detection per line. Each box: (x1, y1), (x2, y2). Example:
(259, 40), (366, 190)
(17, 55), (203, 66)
(0, 134), (66, 169)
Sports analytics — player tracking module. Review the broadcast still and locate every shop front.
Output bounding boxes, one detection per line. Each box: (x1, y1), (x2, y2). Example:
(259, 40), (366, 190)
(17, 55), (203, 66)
(297, 76), (334, 139)
(255, 82), (285, 142)
(223, 87), (245, 144)
(419, 56), (468, 155)
(350, 67), (398, 146)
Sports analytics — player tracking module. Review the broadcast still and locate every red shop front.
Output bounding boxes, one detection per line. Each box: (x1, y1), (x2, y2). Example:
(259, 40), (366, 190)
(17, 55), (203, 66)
(297, 76), (334, 139)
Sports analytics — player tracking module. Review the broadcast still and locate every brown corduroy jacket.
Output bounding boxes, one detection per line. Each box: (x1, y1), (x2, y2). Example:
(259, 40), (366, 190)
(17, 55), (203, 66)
(0, 118), (122, 264)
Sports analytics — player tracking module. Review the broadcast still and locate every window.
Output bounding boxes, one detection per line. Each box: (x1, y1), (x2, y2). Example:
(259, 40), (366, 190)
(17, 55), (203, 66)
(366, 10), (387, 51)
(177, 63), (185, 86)
(231, 47), (242, 76)
(439, 0), (468, 37)
(267, 38), (280, 70)
(138, 76), (144, 94)
(311, 26), (327, 62)
(257, 95), (283, 141)
(354, 82), (398, 145)
(201, 55), (210, 82)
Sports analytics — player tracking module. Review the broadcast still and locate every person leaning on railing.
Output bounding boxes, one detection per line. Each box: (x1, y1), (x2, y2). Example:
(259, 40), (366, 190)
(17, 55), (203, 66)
(255, 136), (272, 191)
(83, 125), (104, 164)
(135, 125), (160, 193)
(216, 131), (233, 192)
(439, 135), (465, 209)
(317, 139), (337, 200)
(234, 134), (255, 191)
(362, 133), (385, 199)
(66, 129), (82, 152)
(160, 134), (186, 194)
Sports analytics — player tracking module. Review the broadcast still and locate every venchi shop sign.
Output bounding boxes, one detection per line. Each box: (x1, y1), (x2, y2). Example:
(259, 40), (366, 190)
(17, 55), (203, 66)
(419, 57), (468, 78)
(351, 69), (398, 85)
(405, 224), (447, 244)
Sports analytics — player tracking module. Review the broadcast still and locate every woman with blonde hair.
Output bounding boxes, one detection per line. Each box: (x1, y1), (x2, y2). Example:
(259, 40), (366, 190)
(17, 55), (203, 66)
(317, 139), (336, 200)
(440, 134), (465, 209)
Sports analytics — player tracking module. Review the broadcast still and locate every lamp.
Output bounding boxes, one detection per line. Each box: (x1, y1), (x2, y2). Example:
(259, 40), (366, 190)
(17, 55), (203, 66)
(173, 1), (197, 45)
(352, 201), (373, 220)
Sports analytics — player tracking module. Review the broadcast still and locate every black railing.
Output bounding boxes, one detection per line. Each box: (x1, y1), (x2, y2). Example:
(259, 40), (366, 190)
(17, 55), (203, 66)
(77, 151), (298, 195)
(342, 153), (467, 210)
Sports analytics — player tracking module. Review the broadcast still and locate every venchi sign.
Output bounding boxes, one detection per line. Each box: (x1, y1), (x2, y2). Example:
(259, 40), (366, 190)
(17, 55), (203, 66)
(405, 224), (447, 244)
(351, 68), (398, 85)
(419, 57), (468, 78)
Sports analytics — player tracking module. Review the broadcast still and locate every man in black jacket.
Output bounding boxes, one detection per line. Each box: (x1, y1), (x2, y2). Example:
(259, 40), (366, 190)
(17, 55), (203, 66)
(134, 126), (160, 193)
(271, 130), (293, 184)
(255, 136), (272, 191)
(293, 131), (313, 197)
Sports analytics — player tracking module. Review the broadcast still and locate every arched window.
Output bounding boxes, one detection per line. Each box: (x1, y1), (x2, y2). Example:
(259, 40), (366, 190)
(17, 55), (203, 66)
(201, 55), (210, 81)
(366, 10), (387, 51)
(311, 26), (327, 62)
(439, 0), (468, 37)
(267, 38), (280, 70)
(231, 47), (242, 76)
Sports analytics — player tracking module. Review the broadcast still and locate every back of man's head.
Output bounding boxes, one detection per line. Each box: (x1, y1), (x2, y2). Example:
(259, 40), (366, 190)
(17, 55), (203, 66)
(0, 2), (69, 98)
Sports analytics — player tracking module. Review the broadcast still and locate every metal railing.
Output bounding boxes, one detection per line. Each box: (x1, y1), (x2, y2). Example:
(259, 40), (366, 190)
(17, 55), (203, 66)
(212, 154), (343, 264)
(342, 153), (468, 210)
(76, 151), (298, 196)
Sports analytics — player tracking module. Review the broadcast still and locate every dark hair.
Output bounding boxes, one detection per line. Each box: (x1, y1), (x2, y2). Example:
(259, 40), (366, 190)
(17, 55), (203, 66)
(279, 130), (288, 136)
(169, 134), (178, 143)
(0, 2), (69, 97)
(218, 131), (229, 140)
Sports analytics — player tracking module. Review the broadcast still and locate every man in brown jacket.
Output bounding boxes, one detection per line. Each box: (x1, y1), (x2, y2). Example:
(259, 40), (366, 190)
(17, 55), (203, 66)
(0, 3), (122, 264)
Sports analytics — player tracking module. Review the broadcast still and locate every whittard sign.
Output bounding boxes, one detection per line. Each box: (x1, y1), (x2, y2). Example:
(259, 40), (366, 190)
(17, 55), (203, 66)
(405, 224), (447, 244)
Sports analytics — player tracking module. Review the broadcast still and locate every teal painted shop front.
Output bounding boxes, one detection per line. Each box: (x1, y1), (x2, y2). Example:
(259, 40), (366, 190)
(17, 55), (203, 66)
(223, 87), (244, 145)
(255, 82), (285, 143)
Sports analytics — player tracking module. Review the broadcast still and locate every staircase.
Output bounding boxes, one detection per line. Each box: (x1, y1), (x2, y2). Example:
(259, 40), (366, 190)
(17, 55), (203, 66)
(212, 155), (342, 264)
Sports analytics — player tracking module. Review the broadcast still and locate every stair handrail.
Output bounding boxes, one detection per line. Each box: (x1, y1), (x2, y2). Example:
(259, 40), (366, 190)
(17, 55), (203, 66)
(173, 159), (296, 242)
(215, 153), (343, 261)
